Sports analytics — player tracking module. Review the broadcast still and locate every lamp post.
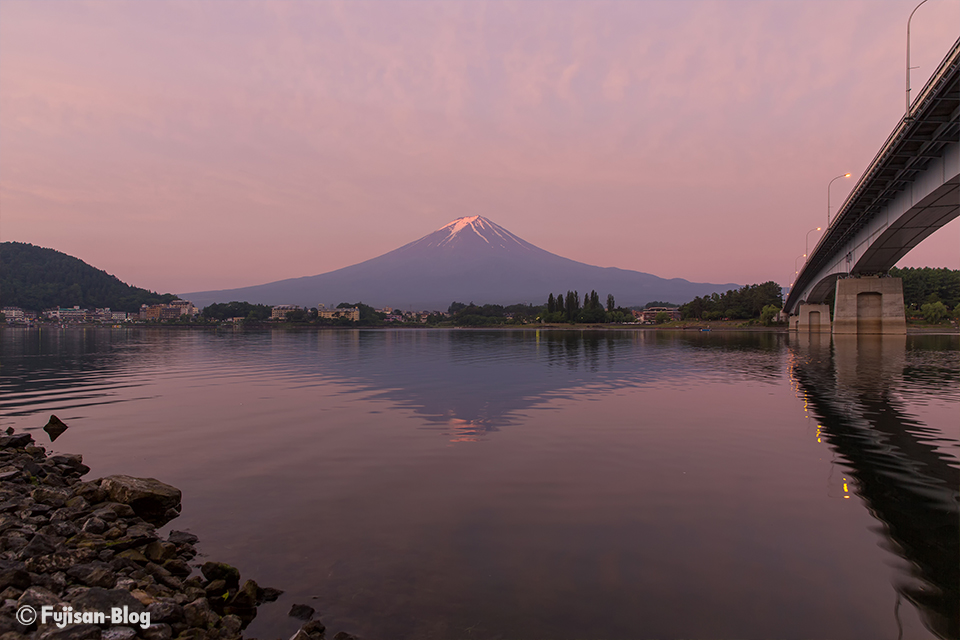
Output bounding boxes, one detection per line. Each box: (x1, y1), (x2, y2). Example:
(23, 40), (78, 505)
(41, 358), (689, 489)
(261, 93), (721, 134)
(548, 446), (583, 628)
(795, 254), (806, 277)
(827, 173), (851, 226)
(906, 0), (930, 118)
(805, 227), (822, 258)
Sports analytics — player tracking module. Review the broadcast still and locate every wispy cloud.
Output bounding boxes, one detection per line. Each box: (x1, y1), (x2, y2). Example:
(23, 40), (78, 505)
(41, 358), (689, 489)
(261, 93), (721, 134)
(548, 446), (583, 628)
(1, 0), (957, 293)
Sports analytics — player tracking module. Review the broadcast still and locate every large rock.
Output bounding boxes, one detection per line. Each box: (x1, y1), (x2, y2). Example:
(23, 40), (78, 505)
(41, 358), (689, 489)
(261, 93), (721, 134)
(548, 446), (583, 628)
(66, 562), (117, 588)
(0, 433), (33, 448)
(200, 562), (240, 588)
(42, 416), (69, 442)
(38, 624), (101, 640)
(98, 476), (181, 525)
(18, 533), (59, 559)
(0, 559), (30, 591)
(68, 587), (146, 614)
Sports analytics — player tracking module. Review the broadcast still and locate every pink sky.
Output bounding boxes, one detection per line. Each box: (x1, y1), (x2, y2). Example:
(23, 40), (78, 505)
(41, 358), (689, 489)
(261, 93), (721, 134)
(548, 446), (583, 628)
(1, 0), (958, 295)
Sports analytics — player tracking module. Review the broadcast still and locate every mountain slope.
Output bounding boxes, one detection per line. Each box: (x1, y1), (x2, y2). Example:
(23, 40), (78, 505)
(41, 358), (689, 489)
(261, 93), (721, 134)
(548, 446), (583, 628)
(0, 242), (176, 312)
(183, 216), (740, 310)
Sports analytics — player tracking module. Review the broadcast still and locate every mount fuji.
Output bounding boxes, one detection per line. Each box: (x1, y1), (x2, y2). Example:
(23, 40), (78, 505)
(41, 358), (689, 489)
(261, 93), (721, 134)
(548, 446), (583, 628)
(182, 216), (738, 310)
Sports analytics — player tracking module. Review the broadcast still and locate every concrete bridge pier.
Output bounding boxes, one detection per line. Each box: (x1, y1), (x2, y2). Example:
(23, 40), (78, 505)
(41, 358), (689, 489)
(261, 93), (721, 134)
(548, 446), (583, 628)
(832, 276), (906, 335)
(795, 303), (832, 332)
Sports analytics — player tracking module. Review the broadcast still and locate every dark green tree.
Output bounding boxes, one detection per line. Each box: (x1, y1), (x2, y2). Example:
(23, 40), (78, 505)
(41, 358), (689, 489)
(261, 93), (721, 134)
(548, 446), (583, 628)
(891, 267), (960, 309)
(921, 301), (949, 324)
(202, 302), (272, 321)
(565, 290), (580, 320)
(760, 304), (780, 326)
(680, 282), (782, 320)
(0, 241), (177, 312)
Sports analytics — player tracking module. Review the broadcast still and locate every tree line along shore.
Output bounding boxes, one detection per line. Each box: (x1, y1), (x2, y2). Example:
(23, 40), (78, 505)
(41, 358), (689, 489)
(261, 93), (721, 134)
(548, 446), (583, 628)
(2, 237), (957, 329)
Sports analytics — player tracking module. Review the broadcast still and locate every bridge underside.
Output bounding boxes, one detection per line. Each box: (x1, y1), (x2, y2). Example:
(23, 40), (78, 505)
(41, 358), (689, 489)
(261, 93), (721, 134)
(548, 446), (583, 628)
(800, 174), (959, 307)
(853, 176), (959, 275)
(785, 37), (959, 322)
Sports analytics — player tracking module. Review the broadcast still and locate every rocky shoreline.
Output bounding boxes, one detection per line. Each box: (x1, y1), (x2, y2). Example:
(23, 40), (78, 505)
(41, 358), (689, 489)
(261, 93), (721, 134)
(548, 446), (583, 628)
(0, 425), (351, 640)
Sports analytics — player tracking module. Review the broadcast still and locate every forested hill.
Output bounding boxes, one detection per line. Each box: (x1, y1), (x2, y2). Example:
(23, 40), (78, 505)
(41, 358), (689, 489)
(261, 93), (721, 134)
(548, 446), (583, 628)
(0, 242), (176, 313)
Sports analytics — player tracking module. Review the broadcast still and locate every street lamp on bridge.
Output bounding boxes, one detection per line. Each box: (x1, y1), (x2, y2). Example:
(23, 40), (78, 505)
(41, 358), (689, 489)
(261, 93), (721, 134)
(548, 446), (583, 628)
(794, 254), (806, 282)
(805, 226), (822, 258)
(827, 173), (852, 226)
(906, 0), (931, 119)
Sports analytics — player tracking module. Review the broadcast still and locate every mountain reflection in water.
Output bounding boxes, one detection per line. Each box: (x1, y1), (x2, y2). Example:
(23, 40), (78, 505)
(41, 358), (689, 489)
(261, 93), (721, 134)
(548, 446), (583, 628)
(1, 327), (957, 639)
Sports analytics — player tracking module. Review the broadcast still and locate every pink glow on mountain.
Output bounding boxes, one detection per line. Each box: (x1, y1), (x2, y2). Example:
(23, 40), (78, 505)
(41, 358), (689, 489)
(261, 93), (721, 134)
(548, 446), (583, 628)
(428, 216), (530, 250)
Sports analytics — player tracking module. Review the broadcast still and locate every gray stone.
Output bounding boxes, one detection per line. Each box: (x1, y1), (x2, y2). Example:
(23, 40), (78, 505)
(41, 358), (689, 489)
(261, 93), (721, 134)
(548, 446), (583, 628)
(66, 562), (117, 588)
(31, 488), (69, 508)
(38, 624), (101, 640)
(261, 587), (284, 602)
(166, 531), (198, 546)
(183, 597), (219, 630)
(81, 518), (106, 535)
(50, 454), (83, 467)
(200, 563), (239, 589)
(302, 620), (327, 636)
(21, 460), (44, 477)
(161, 559), (191, 578)
(31, 571), (68, 594)
(68, 587), (145, 614)
(139, 623), (172, 640)
(144, 541), (176, 563)
(227, 579), (261, 608)
(88, 509), (117, 524)
(0, 585), (23, 600)
(99, 477), (181, 525)
(101, 628), (137, 640)
(114, 578), (136, 591)
(42, 416), (69, 443)
(94, 503), (135, 519)
(288, 604), (314, 620)
(64, 496), (89, 511)
(72, 483), (106, 505)
(203, 579), (227, 597)
(0, 560), (30, 591)
(0, 434), (33, 448)
(18, 534), (58, 559)
(18, 585), (62, 609)
(43, 520), (78, 538)
(147, 601), (185, 624)
(220, 614), (243, 636)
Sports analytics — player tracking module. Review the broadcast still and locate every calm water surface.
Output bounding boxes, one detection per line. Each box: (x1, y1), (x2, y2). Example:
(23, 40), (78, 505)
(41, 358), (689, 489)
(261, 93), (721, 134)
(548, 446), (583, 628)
(1, 328), (957, 640)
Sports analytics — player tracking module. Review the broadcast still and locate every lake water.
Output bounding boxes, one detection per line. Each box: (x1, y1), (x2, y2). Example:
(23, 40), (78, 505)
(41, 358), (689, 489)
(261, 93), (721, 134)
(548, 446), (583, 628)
(1, 327), (957, 640)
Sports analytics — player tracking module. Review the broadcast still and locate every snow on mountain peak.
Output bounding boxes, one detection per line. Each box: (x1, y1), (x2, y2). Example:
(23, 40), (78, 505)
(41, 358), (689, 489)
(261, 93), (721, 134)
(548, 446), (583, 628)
(419, 216), (534, 251)
(438, 216), (484, 234)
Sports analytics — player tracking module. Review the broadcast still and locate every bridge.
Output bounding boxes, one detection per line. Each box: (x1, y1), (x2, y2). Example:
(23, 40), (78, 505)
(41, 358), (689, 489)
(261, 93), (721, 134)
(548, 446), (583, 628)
(785, 37), (959, 334)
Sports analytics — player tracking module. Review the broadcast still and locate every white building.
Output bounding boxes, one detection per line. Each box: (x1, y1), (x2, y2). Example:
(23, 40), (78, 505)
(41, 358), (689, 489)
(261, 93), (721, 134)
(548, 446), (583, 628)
(271, 305), (304, 320)
(317, 306), (360, 322)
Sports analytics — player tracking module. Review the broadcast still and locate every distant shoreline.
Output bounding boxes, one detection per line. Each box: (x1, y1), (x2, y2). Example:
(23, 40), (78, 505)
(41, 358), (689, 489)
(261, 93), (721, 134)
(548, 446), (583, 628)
(2, 322), (957, 335)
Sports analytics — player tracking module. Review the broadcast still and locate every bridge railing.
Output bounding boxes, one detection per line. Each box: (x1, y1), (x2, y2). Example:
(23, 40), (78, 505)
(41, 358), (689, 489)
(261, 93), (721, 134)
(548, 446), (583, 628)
(785, 36), (960, 313)
(832, 36), (960, 234)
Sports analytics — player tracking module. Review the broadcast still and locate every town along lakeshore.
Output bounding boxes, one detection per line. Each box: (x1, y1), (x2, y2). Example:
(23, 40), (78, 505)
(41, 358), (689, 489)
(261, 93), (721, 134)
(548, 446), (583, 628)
(1, 327), (957, 640)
